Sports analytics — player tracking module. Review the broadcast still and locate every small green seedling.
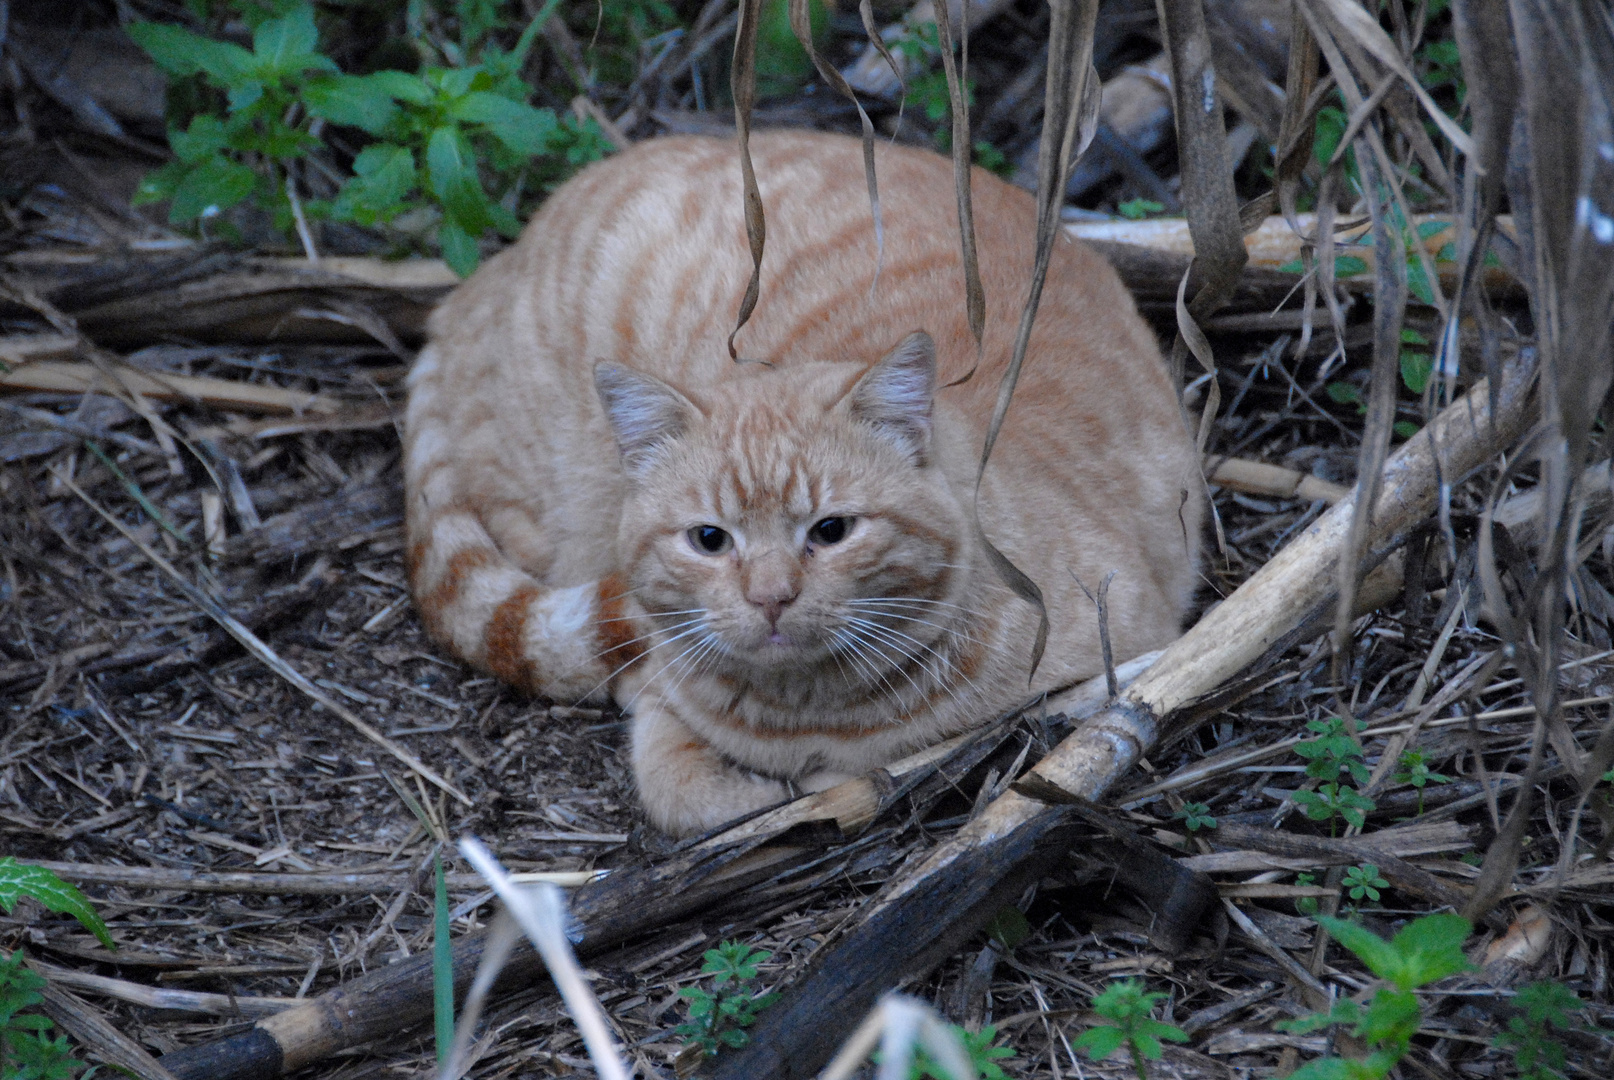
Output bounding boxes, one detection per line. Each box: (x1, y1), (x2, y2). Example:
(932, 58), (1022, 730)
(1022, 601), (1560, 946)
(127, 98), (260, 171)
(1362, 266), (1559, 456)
(0, 859), (118, 1077)
(1342, 864), (1388, 905)
(1118, 198), (1165, 220)
(1295, 872), (1321, 916)
(1279, 913), (1474, 1080)
(1073, 979), (1188, 1080)
(1173, 802), (1217, 832)
(1393, 749), (1451, 815)
(674, 941), (780, 1055)
(1495, 980), (1603, 1080)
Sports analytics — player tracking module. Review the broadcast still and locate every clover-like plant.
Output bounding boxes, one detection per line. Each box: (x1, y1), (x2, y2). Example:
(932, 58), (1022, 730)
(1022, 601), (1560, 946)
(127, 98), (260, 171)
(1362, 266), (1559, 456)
(1173, 802), (1217, 832)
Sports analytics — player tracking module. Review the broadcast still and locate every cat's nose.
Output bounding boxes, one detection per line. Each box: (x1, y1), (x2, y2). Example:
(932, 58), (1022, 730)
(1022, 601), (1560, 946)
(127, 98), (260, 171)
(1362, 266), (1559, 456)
(743, 554), (801, 626)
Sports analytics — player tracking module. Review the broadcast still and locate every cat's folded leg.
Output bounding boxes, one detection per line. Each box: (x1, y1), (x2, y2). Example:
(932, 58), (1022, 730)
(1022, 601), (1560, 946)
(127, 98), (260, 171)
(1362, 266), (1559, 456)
(629, 699), (792, 836)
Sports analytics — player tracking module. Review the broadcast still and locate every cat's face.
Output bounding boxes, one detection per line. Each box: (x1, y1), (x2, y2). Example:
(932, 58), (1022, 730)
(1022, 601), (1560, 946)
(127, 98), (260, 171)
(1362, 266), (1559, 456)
(599, 334), (969, 676)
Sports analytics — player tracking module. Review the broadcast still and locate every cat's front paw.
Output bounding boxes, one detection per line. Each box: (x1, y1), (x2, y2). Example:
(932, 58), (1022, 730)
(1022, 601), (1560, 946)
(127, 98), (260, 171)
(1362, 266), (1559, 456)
(630, 706), (791, 836)
(640, 765), (791, 837)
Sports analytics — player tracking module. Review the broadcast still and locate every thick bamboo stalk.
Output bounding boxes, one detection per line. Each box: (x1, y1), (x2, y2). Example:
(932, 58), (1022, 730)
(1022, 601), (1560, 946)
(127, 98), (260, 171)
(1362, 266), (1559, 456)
(701, 349), (1535, 1080)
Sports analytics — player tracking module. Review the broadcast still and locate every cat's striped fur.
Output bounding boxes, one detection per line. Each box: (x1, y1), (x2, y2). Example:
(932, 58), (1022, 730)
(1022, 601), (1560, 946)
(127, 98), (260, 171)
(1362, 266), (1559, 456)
(405, 130), (1203, 835)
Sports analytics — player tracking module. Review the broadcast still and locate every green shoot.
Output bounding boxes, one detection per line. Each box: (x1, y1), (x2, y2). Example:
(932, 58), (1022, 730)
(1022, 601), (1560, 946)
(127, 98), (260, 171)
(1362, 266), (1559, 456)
(129, 2), (608, 274)
(1173, 802), (1217, 832)
(1293, 782), (1376, 836)
(433, 850), (453, 1066)
(1073, 979), (1188, 1080)
(674, 941), (780, 1056)
(888, 1024), (1018, 1080)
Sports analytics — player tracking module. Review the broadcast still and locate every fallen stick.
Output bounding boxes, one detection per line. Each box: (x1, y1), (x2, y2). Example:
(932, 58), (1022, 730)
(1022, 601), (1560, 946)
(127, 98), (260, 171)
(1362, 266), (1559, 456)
(1, 359), (341, 414)
(701, 348), (1535, 1079)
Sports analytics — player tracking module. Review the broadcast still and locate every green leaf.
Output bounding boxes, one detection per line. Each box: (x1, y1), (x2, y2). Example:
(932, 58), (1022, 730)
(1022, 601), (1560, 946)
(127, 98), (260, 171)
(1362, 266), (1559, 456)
(1416, 220), (1451, 240)
(170, 114), (231, 164)
(439, 219), (481, 277)
(1317, 916), (1402, 984)
(302, 75), (400, 133)
(1072, 1025), (1127, 1060)
(1407, 258), (1435, 305)
(127, 21), (253, 84)
(452, 93), (562, 156)
(1393, 420), (1421, 439)
(1325, 381), (1366, 409)
(426, 124), (492, 232)
(252, 4), (334, 78)
(0, 858), (115, 950)
(1400, 349), (1434, 394)
(986, 905), (1030, 950)
(366, 69), (435, 105)
(333, 144), (416, 225)
(169, 156), (258, 223)
(1334, 255), (1369, 276)
(1386, 914), (1473, 989)
(1118, 198), (1165, 220)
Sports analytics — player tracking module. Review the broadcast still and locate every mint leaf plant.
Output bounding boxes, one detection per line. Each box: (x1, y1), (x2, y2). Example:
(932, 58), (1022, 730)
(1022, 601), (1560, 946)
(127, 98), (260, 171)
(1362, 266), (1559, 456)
(1279, 914), (1474, 1080)
(130, 3), (609, 275)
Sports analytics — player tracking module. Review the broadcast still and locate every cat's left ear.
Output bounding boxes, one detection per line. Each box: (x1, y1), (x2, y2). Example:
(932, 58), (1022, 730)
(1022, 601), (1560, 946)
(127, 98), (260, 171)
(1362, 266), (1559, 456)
(847, 331), (935, 465)
(595, 361), (697, 478)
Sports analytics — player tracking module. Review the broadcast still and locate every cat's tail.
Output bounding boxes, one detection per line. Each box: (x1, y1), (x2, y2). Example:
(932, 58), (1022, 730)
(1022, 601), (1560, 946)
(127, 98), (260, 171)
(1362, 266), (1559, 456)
(403, 355), (644, 704)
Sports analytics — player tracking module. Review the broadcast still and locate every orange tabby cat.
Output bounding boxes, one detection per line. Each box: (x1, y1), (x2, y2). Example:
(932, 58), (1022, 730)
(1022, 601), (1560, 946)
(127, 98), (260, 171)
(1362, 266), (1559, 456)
(405, 130), (1202, 836)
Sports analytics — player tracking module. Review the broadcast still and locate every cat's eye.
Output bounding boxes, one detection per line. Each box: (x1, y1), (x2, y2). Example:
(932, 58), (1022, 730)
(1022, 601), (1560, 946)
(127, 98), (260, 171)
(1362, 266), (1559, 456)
(687, 525), (732, 555)
(808, 517), (853, 545)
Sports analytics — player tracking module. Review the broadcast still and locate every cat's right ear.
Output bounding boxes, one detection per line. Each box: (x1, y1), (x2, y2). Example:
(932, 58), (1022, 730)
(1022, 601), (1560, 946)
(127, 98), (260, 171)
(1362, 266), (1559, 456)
(594, 362), (696, 478)
(848, 330), (936, 465)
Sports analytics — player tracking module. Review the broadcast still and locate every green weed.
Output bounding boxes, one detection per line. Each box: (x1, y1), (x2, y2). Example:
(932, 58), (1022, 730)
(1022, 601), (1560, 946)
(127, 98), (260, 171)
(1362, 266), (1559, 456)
(1073, 979), (1188, 1080)
(1279, 913), (1473, 1080)
(1495, 980), (1605, 1080)
(1173, 802), (1217, 832)
(130, 2), (609, 275)
(0, 859), (118, 1078)
(674, 941), (780, 1055)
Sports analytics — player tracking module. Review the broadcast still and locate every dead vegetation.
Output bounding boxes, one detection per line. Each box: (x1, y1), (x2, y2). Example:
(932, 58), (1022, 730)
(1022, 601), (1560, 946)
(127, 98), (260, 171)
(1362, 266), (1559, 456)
(2, 0), (1613, 1079)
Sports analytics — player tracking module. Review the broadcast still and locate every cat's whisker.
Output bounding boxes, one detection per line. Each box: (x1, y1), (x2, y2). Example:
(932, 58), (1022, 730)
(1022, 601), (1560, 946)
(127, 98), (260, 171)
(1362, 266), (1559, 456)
(619, 632), (716, 713)
(843, 615), (965, 686)
(592, 606), (706, 626)
(575, 620), (710, 702)
(845, 605), (1020, 664)
(841, 623), (930, 705)
(830, 629), (896, 698)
